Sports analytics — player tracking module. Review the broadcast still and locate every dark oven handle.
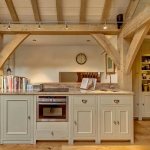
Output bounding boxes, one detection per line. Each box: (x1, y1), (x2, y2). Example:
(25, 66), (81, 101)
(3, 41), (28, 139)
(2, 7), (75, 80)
(38, 102), (66, 105)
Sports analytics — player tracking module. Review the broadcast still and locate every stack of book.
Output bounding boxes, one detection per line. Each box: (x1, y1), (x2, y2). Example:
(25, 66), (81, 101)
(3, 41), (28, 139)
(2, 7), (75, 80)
(1, 75), (28, 91)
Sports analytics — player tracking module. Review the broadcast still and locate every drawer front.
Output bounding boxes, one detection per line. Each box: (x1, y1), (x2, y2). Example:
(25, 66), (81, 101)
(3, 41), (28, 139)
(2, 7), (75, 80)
(37, 122), (68, 130)
(73, 95), (96, 106)
(36, 122), (68, 140)
(36, 129), (68, 140)
(100, 95), (133, 105)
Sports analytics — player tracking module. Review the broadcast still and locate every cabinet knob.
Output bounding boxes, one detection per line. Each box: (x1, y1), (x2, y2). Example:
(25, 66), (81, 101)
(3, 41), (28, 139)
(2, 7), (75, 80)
(113, 121), (116, 125)
(137, 103), (139, 106)
(143, 103), (144, 106)
(114, 99), (120, 104)
(117, 121), (119, 125)
(74, 121), (77, 125)
(82, 99), (87, 104)
(51, 131), (54, 136)
(28, 116), (31, 120)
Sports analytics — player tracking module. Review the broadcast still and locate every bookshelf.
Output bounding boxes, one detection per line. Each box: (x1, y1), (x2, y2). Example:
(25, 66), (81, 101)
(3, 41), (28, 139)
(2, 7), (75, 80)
(141, 55), (150, 92)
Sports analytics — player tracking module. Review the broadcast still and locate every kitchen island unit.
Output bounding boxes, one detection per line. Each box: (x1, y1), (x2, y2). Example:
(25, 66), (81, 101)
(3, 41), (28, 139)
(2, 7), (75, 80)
(0, 89), (134, 144)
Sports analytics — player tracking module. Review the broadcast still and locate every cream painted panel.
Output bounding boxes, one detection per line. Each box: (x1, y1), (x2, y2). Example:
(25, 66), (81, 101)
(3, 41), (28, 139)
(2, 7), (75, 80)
(1, 95), (34, 142)
(14, 45), (105, 83)
(142, 93), (150, 117)
(100, 106), (116, 139)
(7, 100), (28, 134)
(116, 107), (131, 138)
(73, 107), (96, 139)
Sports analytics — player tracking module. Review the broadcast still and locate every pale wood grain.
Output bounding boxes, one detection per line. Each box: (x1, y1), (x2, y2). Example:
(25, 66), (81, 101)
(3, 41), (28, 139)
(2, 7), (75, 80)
(5, 0), (19, 22)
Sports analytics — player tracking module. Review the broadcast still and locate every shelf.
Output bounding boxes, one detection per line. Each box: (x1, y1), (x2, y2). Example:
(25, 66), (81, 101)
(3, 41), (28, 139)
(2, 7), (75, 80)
(142, 79), (150, 80)
(141, 70), (150, 71)
(142, 62), (150, 65)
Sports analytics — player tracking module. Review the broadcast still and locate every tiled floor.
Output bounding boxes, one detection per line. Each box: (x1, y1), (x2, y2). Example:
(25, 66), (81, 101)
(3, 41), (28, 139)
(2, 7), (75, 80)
(0, 120), (150, 150)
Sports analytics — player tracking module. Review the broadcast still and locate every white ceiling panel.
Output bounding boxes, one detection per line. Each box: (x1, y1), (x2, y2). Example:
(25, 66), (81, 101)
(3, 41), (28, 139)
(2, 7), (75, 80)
(0, 0), (8, 7)
(15, 8), (34, 15)
(63, 15), (79, 22)
(63, 8), (80, 15)
(87, 0), (105, 7)
(0, 8), (11, 15)
(0, 15), (12, 22)
(41, 15), (57, 22)
(111, 0), (130, 7)
(62, 0), (80, 7)
(39, 8), (56, 15)
(86, 8), (102, 15)
(12, 0), (32, 7)
(18, 15), (35, 22)
(38, 0), (56, 8)
(86, 15), (101, 23)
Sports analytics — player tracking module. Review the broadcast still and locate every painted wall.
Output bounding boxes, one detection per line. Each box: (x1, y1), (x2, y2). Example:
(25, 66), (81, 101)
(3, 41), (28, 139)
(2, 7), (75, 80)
(132, 39), (150, 117)
(11, 44), (118, 84)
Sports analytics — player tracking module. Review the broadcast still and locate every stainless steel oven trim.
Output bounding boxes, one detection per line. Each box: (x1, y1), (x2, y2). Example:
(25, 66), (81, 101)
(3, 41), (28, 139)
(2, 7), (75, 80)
(36, 95), (68, 122)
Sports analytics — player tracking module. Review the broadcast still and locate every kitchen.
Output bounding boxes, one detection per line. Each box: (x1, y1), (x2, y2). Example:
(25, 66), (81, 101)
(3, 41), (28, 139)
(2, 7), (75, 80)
(0, 0), (150, 150)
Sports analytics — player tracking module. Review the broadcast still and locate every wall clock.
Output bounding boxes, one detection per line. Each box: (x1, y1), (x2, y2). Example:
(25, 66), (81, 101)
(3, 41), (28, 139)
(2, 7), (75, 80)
(76, 53), (87, 65)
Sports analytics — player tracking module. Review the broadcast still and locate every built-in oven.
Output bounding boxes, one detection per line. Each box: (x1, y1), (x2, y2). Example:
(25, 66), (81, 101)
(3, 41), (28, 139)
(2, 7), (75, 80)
(37, 96), (68, 122)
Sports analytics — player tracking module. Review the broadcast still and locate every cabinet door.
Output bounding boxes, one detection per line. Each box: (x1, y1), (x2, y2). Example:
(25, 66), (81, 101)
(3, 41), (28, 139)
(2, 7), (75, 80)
(116, 106), (131, 139)
(2, 95), (33, 141)
(100, 106), (116, 139)
(73, 107), (96, 139)
(142, 94), (150, 117)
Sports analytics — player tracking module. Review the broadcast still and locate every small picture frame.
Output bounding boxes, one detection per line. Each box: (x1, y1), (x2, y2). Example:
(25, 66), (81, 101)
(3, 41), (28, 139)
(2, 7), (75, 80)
(105, 54), (115, 74)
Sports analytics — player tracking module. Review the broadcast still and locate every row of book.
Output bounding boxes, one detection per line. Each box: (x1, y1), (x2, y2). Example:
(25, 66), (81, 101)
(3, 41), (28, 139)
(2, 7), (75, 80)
(1, 75), (29, 91)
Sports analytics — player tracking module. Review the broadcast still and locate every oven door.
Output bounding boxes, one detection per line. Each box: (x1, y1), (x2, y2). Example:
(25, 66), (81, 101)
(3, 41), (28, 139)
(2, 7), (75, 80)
(37, 102), (67, 122)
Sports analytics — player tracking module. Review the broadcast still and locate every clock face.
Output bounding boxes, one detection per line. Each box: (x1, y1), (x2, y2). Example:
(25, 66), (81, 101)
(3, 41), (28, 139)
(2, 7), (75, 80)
(76, 53), (87, 65)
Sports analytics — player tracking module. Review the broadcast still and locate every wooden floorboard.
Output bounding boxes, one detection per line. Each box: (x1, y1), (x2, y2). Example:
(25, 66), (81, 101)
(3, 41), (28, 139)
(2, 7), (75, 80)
(0, 120), (150, 150)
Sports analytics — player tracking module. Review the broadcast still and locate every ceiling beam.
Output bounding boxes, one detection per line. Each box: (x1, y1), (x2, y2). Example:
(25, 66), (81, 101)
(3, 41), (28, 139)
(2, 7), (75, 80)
(101, 0), (112, 22)
(31, 0), (41, 22)
(121, 5), (150, 38)
(56, 0), (63, 23)
(5, 0), (19, 22)
(124, 0), (140, 21)
(0, 35), (3, 50)
(125, 24), (150, 74)
(0, 24), (119, 35)
(80, 0), (88, 23)
(92, 34), (120, 68)
(0, 34), (29, 68)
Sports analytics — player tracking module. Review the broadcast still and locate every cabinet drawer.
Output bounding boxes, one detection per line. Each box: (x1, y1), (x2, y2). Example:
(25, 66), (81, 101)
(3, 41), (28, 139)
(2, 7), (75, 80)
(36, 129), (68, 140)
(73, 95), (96, 106)
(100, 95), (132, 105)
(36, 122), (68, 140)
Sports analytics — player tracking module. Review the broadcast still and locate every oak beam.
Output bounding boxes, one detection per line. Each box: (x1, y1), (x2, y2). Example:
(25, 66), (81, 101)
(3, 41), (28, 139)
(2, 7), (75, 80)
(0, 35), (3, 50)
(5, 0), (19, 22)
(101, 0), (112, 22)
(0, 24), (119, 35)
(31, 0), (41, 22)
(0, 34), (29, 68)
(122, 5), (150, 38)
(125, 0), (140, 21)
(80, 0), (88, 23)
(117, 35), (132, 90)
(125, 24), (150, 74)
(92, 34), (120, 68)
(56, 0), (63, 23)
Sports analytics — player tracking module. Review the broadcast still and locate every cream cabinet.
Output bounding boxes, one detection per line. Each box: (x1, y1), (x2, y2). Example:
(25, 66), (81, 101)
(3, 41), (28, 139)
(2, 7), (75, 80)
(99, 95), (134, 143)
(36, 122), (68, 140)
(1, 95), (34, 144)
(141, 93), (150, 117)
(71, 95), (97, 141)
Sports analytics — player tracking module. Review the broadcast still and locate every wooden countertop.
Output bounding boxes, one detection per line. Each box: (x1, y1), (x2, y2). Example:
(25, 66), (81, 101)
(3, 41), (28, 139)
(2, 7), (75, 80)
(0, 89), (134, 95)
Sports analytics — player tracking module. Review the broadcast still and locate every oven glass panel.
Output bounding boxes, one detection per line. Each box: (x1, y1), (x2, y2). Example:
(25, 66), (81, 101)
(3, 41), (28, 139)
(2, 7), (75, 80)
(39, 104), (66, 119)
